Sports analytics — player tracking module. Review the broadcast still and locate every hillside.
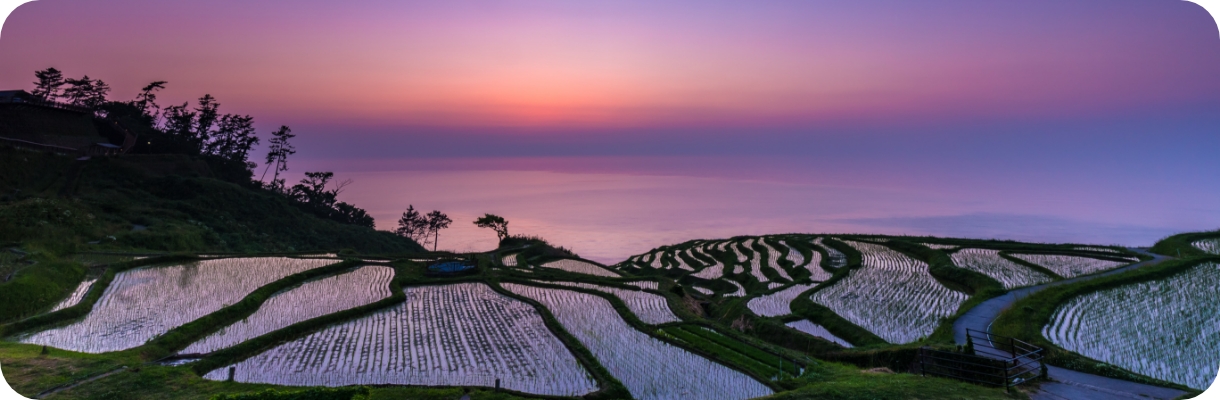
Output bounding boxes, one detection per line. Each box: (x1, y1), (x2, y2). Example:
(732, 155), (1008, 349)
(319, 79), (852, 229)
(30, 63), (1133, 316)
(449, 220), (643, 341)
(0, 145), (424, 255)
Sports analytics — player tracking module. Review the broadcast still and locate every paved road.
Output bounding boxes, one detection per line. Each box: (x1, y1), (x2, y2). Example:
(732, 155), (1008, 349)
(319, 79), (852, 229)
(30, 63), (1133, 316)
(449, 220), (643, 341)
(951, 249), (1188, 400)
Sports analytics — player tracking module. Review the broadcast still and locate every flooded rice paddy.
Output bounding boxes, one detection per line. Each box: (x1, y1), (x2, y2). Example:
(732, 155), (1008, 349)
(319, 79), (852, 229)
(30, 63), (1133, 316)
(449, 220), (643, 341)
(502, 283), (773, 400)
(1043, 262), (1220, 390)
(808, 240), (967, 344)
(21, 257), (335, 353)
(949, 249), (1053, 289)
(1008, 254), (1128, 278)
(181, 266), (394, 354)
(206, 282), (597, 396)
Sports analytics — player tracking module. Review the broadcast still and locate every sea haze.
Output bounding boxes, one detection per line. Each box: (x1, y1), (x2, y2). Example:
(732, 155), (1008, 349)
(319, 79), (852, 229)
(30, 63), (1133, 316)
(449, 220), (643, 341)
(309, 155), (1218, 264)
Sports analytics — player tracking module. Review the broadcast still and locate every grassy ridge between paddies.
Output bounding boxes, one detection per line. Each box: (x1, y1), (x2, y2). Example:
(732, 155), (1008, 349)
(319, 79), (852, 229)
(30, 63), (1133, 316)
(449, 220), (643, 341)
(0, 259), (85, 324)
(991, 255), (1220, 395)
(1, 255), (199, 337)
(1151, 229), (1220, 258)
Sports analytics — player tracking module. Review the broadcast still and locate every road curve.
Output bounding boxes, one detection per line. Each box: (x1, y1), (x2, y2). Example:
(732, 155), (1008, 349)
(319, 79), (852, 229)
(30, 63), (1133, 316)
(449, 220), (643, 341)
(950, 248), (1189, 400)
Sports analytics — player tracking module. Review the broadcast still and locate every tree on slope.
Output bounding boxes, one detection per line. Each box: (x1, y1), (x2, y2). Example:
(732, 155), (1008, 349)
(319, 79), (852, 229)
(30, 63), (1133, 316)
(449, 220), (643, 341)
(474, 214), (509, 241)
(395, 205), (430, 246)
(260, 125), (296, 193)
(31, 68), (65, 101)
(426, 210), (452, 252)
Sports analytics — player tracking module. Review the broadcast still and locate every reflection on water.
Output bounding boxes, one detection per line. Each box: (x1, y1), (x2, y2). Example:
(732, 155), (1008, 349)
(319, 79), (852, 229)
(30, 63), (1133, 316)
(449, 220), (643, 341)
(336, 164), (1207, 264)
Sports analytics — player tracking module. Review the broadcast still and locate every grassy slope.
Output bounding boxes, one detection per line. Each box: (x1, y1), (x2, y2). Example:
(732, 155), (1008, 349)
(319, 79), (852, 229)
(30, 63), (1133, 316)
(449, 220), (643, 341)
(0, 146), (423, 254)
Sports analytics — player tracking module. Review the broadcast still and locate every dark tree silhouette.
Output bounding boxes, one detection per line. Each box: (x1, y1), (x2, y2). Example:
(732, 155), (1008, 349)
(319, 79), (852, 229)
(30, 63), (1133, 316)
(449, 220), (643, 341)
(425, 211), (452, 252)
(395, 205), (430, 244)
(474, 214), (509, 241)
(207, 113), (259, 163)
(31, 68), (65, 101)
(134, 81), (167, 122)
(193, 94), (220, 149)
(61, 76), (110, 110)
(260, 126), (296, 192)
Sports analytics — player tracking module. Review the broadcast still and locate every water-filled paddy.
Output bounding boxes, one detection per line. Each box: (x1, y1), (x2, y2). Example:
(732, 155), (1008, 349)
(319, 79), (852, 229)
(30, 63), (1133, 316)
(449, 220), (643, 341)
(808, 240), (967, 344)
(206, 282), (597, 396)
(20, 257), (335, 353)
(181, 265), (394, 354)
(503, 283), (773, 400)
(1043, 262), (1220, 390)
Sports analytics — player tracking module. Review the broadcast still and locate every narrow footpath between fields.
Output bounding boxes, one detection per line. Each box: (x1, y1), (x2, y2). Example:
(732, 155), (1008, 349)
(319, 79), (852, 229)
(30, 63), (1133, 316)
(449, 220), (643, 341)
(951, 249), (1188, 400)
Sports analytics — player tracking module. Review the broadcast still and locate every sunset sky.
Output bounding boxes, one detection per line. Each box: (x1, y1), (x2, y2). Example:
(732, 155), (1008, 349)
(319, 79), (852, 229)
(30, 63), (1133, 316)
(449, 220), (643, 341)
(2, 0), (1218, 258)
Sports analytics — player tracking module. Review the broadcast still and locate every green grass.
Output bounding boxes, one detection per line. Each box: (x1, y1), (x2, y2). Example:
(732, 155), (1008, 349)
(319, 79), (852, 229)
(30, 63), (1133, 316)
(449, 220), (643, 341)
(0, 146), (424, 256)
(0, 259), (86, 324)
(1151, 230), (1220, 258)
(760, 361), (1027, 400)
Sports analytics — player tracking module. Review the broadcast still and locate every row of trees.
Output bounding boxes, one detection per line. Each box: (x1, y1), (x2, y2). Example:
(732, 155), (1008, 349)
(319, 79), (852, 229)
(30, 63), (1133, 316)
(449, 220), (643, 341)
(27, 67), (377, 229)
(394, 211), (510, 252)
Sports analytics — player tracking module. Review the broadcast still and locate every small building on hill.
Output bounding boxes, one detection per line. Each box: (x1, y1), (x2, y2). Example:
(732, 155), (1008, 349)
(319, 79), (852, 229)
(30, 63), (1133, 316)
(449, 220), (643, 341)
(0, 90), (132, 156)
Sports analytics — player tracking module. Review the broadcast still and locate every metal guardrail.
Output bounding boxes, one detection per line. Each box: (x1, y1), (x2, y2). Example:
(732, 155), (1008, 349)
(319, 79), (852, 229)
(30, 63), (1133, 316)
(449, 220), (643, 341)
(919, 329), (1044, 392)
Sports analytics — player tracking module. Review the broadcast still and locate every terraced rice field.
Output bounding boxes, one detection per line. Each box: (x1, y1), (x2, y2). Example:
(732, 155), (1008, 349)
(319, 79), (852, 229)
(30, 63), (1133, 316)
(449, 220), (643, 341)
(921, 243), (958, 250)
(50, 278), (96, 312)
(502, 283), (773, 400)
(541, 259), (620, 277)
(950, 249), (1053, 289)
(785, 320), (852, 348)
(539, 281), (679, 325)
(625, 281), (659, 291)
(21, 257), (334, 353)
(1193, 239), (1220, 255)
(1009, 254), (1128, 278)
(813, 238), (847, 268)
(181, 266), (395, 354)
(500, 253), (519, 267)
(724, 279), (746, 297)
(777, 239), (831, 282)
(690, 252), (725, 280)
(206, 283), (597, 396)
(808, 241), (967, 344)
(746, 284), (818, 317)
(1043, 262), (1220, 390)
(758, 241), (794, 282)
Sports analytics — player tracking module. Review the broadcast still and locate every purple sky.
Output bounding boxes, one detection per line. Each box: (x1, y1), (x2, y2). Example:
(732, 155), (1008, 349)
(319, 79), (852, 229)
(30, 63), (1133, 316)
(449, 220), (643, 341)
(2, 0), (1219, 255)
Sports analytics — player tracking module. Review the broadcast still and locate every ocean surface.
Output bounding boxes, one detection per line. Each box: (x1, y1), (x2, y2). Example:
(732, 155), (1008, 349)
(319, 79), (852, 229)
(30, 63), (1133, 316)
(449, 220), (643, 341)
(324, 156), (1218, 264)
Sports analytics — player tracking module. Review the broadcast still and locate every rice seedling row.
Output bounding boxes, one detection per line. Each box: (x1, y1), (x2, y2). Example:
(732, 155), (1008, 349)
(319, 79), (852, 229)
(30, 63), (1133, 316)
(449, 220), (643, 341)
(784, 320), (852, 348)
(1009, 253), (1128, 278)
(758, 241), (794, 282)
(50, 278), (97, 312)
(181, 266), (395, 354)
(20, 257), (335, 353)
(537, 281), (680, 325)
(747, 284), (818, 317)
(691, 249), (726, 279)
(920, 243), (958, 250)
(500, 253), (519, 267)
(661, 325), (799, 379)
(950, 249), (1053, 289)
(502, 283), (773, 400)
(205, 282), (597, 396)
(740, 240), (773, 284)
(813, 238), (847, 268)
(723, 279), (747, 297)
(781, 239), (830, 282)
(808, 241), (967, 344)
(1042, 262), (1220, 390)
(1193, 239), (1220, 255)
(540, 259), (620, 278)
(691, 286), (713, 296)
(625, 280), (659, 291)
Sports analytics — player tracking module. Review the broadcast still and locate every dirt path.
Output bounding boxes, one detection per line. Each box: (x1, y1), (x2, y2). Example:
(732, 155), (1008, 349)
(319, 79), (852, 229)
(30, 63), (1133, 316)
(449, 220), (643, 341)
(951, 249), (1187, 400)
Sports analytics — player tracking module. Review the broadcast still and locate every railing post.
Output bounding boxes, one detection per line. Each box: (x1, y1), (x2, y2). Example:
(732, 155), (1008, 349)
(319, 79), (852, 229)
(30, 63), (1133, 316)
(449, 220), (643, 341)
(919, 347), (925, 377)
(1010, 337), (1016, 358)
(1002, 363), (1009, 393)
